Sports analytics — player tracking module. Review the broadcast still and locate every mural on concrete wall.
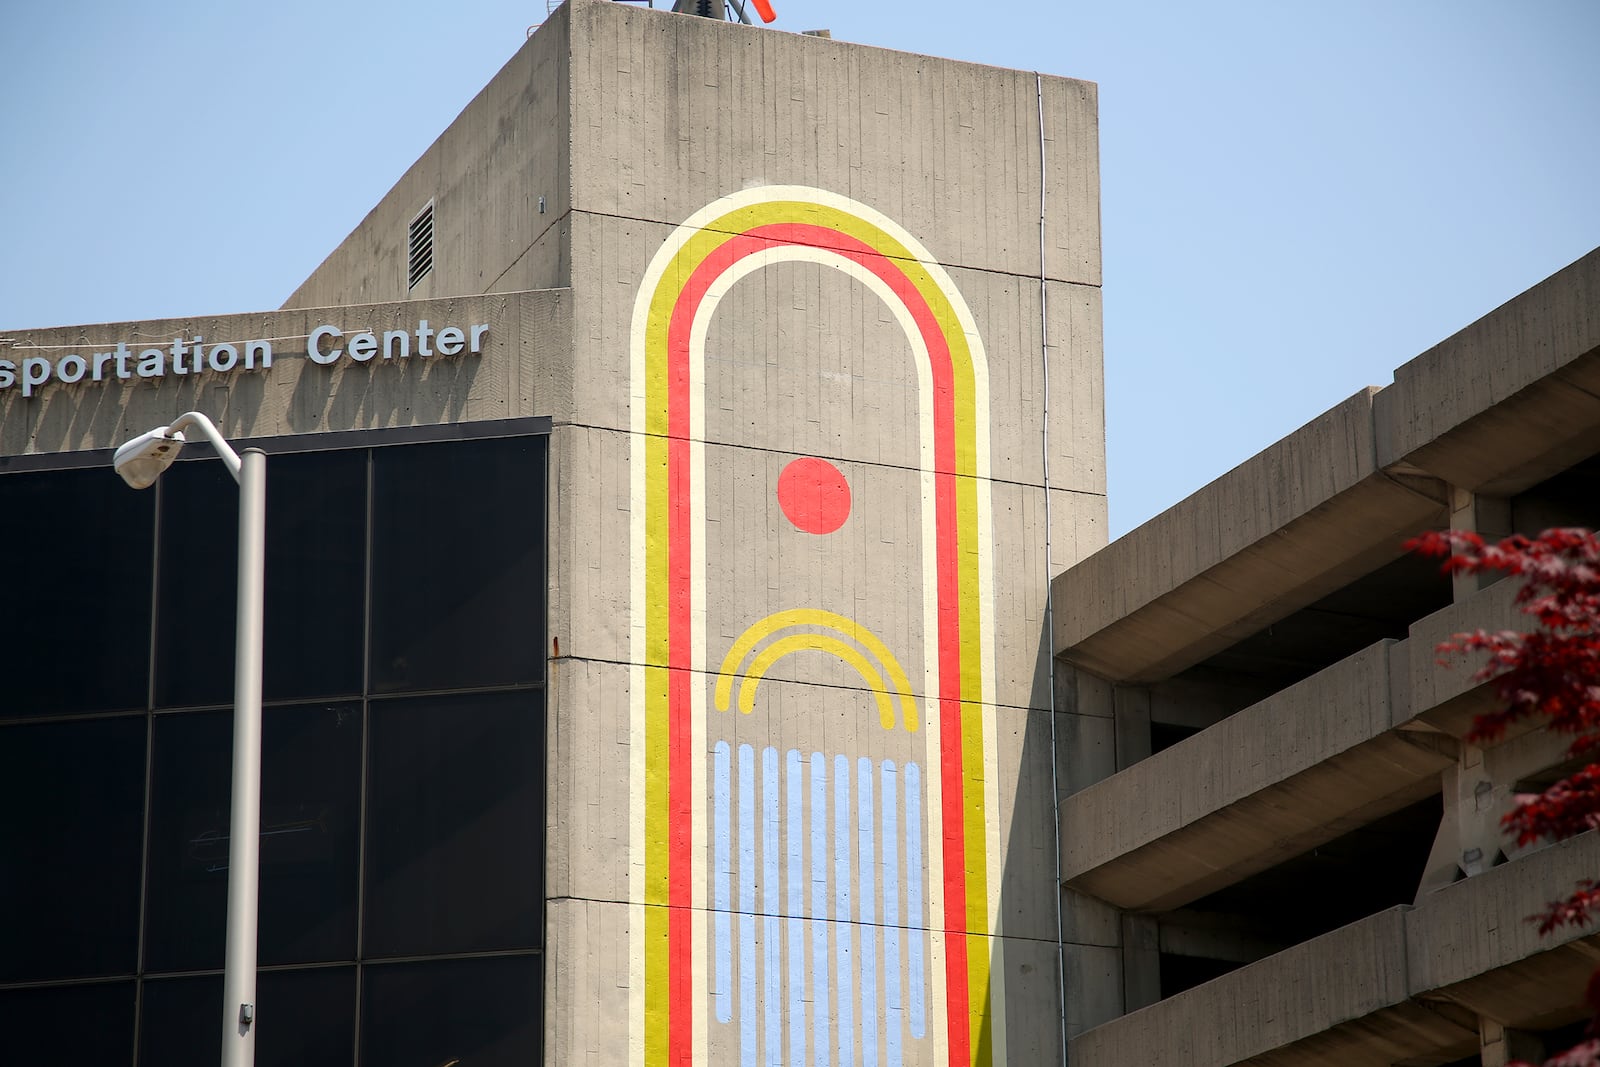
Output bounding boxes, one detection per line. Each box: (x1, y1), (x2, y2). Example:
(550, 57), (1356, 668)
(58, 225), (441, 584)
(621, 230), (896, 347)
(629, 186), (1004, 1066)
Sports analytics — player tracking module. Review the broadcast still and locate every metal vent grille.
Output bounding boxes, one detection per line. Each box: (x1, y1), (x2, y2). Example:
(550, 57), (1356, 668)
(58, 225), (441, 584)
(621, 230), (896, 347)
(407, 202), (434, 289)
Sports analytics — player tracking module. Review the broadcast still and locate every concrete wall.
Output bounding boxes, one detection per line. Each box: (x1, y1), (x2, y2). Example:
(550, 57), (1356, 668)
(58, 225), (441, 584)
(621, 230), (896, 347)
(1053, 246), (1600, 1063)
(1057, 247), (1600, 690)
(1061, 640), (1455, 913)
(542, 4), (1105, 1064)
(0, 290), (568, 455)
(1377, 248), (1600, 493)
(1053, 388), (1450, 684)
(1070, 832), (1600, 1067)
(283, 4), (573, 309)
(4, 6), (1107, 1063)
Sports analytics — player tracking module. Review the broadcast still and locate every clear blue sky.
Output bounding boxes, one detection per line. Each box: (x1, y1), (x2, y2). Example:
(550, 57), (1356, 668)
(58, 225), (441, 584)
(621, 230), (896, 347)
(2, 0), (1596, 535)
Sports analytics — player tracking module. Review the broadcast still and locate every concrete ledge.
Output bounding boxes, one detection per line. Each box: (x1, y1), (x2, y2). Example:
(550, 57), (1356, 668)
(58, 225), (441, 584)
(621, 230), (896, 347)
(0, 289), (572, 456)
(1053, 250), (1598, 688)
(1378, 248), (1600, 493)
(1069, 832), (1600, 1067)
(1070, 909), (1420, 1067)
(1409, 832), (1600, 1026)
(1408, 576), (1526, 736)
(1053, 389), (1448, 683)
(1061, 641), (1456, 911)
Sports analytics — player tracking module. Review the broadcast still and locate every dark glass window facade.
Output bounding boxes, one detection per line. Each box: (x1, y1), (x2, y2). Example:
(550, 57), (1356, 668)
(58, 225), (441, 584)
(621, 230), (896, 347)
(0, 430), (548, 1066)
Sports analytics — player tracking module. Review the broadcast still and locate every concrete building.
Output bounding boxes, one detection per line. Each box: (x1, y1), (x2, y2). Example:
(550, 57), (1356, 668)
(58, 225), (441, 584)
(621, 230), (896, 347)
(0, 1), (1594, 1065)
(1057, 249), (1600, 1066)
(0, 3), (1099, 1064)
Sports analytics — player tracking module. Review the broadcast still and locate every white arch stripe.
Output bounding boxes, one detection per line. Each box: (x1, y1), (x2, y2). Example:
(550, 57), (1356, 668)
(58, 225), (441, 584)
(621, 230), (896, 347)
(628, 185), (1002, 1066)
(690, 243), (954, 1055)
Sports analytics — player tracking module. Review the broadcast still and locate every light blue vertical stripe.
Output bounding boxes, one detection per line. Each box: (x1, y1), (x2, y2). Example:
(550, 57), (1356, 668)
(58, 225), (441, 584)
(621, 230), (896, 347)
(905, 762), (926, 1039)
(714, 741), (733, 1025)
(881, 762), (902, 1067)
(764, 747), (782, 1067)
(810, 753), (831, 1067)
(833, 755), (855, 1067)
(857, 758), (879, 1067)
(787, 750), (807, 1067)
(739, 744), (758, 1067)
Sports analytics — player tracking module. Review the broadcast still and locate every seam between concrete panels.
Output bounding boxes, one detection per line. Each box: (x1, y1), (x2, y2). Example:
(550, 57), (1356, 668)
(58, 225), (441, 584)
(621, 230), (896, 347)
(551, 653), (1062, 717)
(553, 420), (1108, 498)
(570, 206), (1105, 289)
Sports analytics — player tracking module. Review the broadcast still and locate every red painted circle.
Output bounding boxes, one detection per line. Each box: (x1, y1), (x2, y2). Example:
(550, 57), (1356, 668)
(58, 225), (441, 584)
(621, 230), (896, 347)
(777, 457), (852, 535)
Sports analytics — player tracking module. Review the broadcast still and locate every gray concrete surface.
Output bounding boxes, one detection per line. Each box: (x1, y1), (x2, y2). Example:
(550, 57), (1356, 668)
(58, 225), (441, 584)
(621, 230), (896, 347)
(1377, 248), (1600, 492)
(0, 290), (569, 453)
(20, 3), (1598, 1065)
(1053, 388), (1450, 684)
(1070, 831), (1600, 1067)
(1060, 640), (1457, 912)
(1407, 575), (1528, 735)
(563, 0), (1100, 287)
(286, 3), (574, 309)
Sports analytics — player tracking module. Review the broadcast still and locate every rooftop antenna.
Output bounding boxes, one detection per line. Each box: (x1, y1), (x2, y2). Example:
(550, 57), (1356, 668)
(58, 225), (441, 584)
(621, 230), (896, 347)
(533, 1), (673, 36)
(671, 0), (776, 24)
(533, 0), (775, 37)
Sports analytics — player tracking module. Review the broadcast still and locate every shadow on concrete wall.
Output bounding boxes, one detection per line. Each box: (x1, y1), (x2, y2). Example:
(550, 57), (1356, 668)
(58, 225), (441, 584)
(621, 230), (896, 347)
(282, 347), (482, 434)
(991, 614), (1068, 1065)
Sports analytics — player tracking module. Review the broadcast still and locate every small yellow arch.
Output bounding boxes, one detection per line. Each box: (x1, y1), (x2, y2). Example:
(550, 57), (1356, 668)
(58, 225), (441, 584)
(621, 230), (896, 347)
(714, 609), (918, 732)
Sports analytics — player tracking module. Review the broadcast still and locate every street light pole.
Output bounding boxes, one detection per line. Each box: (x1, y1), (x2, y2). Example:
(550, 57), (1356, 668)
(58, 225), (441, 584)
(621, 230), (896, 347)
(113, 412), (264, 1067)
(222, 444), (265, 1067)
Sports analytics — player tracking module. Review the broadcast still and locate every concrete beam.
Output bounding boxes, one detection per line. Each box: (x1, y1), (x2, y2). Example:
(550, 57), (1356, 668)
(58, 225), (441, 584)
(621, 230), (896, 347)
(1377, 248), (1600, 494)
(1417, 729), (1573, 896)
(1061, 641), (1456, 912)
(1480, 1018), (1546, 1067)
(1407, 576), (1527, 737)
(1122, 914), (1160, 1013)
(1054, 248), (1599, 689)
(1068, 830), (1600, 1067)
(1071, 909), (1433, 1067)
(1449, 487), (1512, 601)
(1053, 389), (1448, 684)
(0, 290), (569, 455)
(285, 4), (575, 310)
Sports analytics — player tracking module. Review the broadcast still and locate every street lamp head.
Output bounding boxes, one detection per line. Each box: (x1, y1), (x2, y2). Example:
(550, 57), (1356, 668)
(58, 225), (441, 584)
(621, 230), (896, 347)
(113, 426), (186, 489)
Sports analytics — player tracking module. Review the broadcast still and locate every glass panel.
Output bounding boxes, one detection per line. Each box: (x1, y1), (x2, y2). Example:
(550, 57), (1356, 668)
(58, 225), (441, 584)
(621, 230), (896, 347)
(155, 450), (368, 709)
(153, 458), (236, 708)
(0, 980), (135, 1066)
(144, 702), (362, 972)
(139, 968), (355, 1067)
(263, 449), (366, 702)
(137, 974), (218, 1067)
(0, 717), (145, 983)
(370, 436), (547, 693)
(0, 466), (153, 717)
(256, 967), (357, 1067)
(361, 956), (542, 1067)
(364, 690), (544, 958)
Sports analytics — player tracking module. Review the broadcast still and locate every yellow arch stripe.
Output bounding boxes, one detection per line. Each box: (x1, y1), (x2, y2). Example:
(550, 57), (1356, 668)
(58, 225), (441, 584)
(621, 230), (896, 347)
(716, 632), (913, 733)
(640, 199), (986, 736)
(716, 611), (919, 722)
(649, 210), (989, 932)
(640, 201), (981, 480)
(632, 188), (1000, 1066)
(717, 609), (915, 693)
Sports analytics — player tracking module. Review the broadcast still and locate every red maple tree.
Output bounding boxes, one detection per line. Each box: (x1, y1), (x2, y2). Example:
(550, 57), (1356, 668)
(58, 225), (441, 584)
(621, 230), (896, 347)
(1411, 528), (1600, 1067)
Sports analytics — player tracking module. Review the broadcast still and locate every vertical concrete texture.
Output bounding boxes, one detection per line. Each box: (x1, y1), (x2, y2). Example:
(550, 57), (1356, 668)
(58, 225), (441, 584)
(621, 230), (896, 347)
(283, 3), (574, 310)
(0, 291), (566, 452)
(8, 2), (1106, 1060)
(543, 3), (1105, 1065)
